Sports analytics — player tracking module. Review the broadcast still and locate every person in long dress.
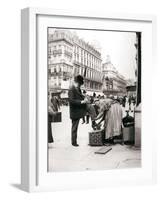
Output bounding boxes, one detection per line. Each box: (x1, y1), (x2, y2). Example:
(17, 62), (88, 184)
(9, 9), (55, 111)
(95, 96), (123, 142)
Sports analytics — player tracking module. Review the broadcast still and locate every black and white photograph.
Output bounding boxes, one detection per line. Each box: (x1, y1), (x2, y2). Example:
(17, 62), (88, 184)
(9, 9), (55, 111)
(47, 27), (141, 172)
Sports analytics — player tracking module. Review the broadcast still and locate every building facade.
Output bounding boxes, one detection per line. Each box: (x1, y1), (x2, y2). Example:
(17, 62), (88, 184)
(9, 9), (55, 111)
(48, 29), (103, 95)
(102, 56), (127, 96)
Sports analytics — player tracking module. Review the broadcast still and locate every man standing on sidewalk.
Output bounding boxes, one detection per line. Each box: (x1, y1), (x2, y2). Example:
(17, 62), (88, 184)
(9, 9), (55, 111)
(68, 75), (97, 147)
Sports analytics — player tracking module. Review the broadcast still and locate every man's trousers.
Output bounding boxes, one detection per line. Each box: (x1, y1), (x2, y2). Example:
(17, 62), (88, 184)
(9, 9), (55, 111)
(71, 103), (97, 145)
(71, 119), (80, 145)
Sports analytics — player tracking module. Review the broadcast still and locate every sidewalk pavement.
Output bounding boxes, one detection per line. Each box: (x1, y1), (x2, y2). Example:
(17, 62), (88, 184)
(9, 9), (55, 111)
(48, 106), (141, 172)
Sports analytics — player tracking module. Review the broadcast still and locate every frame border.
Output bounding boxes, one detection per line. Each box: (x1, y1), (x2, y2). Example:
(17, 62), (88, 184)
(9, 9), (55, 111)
(21, 7), (156, 192)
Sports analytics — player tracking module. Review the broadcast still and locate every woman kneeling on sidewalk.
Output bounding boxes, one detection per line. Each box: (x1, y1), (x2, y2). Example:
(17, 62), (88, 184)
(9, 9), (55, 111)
(94, 96), (123, 144)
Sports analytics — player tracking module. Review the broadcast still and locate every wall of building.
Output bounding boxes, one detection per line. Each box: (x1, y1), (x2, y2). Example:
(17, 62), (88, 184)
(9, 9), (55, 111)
(48, 29), (103, 93)
(102, 59), (127, 96)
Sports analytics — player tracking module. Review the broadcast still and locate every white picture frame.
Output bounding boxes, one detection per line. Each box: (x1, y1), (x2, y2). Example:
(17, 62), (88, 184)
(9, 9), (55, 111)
(21, 7), (157, 192)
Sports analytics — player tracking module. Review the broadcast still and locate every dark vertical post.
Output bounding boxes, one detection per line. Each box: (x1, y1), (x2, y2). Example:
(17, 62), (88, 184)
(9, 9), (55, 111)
(136, 32), (141, 106)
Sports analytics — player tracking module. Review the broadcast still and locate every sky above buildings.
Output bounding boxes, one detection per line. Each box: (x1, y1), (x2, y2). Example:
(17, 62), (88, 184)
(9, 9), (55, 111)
(49, 28), (137, 80)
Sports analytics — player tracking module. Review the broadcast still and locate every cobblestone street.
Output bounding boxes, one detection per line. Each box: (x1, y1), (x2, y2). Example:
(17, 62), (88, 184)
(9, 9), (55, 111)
(48, 106), (141, 172)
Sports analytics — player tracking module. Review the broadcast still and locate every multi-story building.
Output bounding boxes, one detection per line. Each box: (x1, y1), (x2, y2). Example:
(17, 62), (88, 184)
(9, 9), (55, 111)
(48, 30), (74, 93)
(102, 55), (127, 96)
(126, 79), (136, 98)
(48, 29), (103, 96)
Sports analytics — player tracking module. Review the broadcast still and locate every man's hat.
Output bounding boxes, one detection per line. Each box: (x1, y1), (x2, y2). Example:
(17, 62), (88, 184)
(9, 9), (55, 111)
(74, 75), (84, 85)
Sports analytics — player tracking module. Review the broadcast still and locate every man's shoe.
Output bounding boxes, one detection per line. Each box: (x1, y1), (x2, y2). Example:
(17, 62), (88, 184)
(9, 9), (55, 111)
(92, 121), (97, 130)
(72, 143), (79, 147)
(92, 121), (101, 130)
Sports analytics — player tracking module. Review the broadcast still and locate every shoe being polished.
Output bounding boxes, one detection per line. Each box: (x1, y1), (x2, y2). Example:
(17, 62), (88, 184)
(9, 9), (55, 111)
(92, 121), (97, 130)
(72, 143), (79, 147)
(92, 121), (101, 130)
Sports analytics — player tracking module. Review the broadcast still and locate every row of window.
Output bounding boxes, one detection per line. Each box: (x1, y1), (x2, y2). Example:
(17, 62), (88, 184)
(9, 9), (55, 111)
(49, 64), (73, 74)
(49, 53), (73, 64)
(74, 67), (102, 82)
(49, 54), (101, 71)
(49, 44), (73, 52)
(49, 66), (102, 83)
(74, 52), (101, 70)
(51, 32), (73, 45)
(49, 44), (100, 62)
(49, 32), (100, 58)
(49, 40), (73, 54)
(49, 48), (101, 68)
(84, 80), (102, 90)
(74, 45), (100, 58)
(49, 78), (102, 90)
(49, 41), (101, 68)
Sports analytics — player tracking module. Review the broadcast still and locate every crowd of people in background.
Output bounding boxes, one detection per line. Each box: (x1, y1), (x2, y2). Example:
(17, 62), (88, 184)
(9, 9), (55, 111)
(48, 91), (136, 115)
(48, 75), (136, 147)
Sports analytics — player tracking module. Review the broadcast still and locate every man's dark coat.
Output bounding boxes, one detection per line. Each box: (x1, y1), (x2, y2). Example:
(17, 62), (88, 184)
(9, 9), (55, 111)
(68, 85), (86, 120)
